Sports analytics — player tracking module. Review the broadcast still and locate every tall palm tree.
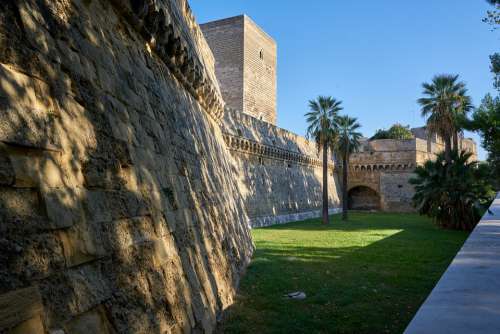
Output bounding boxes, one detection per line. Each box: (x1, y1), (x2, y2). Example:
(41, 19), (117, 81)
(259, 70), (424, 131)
(306, 96), (342, 225)
(417, 74), (470, 163)
(336, 116), (362, 221)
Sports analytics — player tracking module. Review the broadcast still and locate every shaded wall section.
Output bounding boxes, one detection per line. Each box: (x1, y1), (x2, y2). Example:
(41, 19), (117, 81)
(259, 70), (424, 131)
(223, 108), (341, 227)
(0, 0), (253, 333)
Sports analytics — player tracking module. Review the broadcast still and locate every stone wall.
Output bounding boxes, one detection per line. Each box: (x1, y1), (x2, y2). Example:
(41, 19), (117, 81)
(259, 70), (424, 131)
(223, 108), (340, 227)
(348, 139), (423, 212)
(201, 15), (277, 125)
(347, 136), (478, 212)
(0, 0), (253, 333)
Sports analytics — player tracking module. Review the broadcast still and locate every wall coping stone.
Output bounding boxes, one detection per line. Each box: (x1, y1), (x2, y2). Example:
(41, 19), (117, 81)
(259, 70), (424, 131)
(404, 193), (500, 334)
(250, 208), (341, 228)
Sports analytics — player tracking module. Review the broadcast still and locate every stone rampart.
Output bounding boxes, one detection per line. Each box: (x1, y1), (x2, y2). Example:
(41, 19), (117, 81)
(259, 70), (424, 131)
(223, 108), (340, 227)
(0, 0), (253, 333)
(347, 137), (478, 212)
(348, 139), (422, 212)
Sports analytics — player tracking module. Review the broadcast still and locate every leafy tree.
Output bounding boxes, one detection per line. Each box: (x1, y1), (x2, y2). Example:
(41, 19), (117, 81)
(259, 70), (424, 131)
(466, 94), (500, 188)
(417, 74), (471, 164)
(371, 123), (414, 140)
(484, 0), (500, 28)
(491, 53), (500, 91)
(306, 96), (343, 225)
(410, 150), (494, 231)
(336, 116), (362, 221)
(371, 129), (389, 140)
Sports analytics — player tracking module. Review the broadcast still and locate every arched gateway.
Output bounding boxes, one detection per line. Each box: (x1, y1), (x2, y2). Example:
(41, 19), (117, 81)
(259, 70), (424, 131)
(348, 186), (381, 210)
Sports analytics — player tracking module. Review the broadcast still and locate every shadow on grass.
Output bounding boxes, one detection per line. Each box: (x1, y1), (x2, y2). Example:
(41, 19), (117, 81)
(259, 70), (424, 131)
(218, 213), (469, 334)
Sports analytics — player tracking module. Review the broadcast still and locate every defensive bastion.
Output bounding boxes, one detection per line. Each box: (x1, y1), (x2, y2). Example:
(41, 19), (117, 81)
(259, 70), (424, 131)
(0, 0), (254, 333)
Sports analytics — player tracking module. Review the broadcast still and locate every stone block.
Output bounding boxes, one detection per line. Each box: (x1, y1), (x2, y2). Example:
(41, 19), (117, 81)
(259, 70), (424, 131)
(10, 314), (46, 334)
(0, 65), (61, 150)
(0, 286), (44, 332)
(0, 187), (45, 223)
(83, 190), (113, 223)
(42, 188), (85, 229)
(0, 147), (14, 186)
(8, 149), (64, 189)
(58, 221), (106, 268)
(63, 305), (113, 334)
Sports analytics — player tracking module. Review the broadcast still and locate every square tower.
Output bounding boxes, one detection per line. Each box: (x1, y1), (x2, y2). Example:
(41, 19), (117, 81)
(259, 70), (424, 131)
(200, 15), (277, 124)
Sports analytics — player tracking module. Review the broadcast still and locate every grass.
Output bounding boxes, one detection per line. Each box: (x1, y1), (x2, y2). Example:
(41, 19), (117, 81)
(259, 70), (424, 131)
(220, 212), (469, 334)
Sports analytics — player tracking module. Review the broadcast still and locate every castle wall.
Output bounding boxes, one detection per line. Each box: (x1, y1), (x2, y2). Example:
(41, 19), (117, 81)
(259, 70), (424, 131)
(348, 137), (478, 212)
(223, 109), (341, 227)
(348, 139), (420, 212)
(0, 1), (253, 333)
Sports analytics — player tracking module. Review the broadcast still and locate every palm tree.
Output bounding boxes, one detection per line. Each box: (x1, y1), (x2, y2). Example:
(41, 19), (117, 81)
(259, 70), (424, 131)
(336, 116), (362, 221)
(306, 96), (343, 225)
(417, 74), (471, 163)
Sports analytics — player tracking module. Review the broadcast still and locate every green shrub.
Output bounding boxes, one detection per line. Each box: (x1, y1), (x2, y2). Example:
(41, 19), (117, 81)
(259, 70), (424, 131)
(371, 123), (414, 140)
(410, 150), (494, 230)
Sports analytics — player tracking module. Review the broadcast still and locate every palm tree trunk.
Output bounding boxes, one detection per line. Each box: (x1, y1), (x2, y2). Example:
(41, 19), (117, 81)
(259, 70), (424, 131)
(322, 142), (329, 225)
(444, 136), (452, 164)
(342, 151), (348, 221)
(453, 132), (460, 152)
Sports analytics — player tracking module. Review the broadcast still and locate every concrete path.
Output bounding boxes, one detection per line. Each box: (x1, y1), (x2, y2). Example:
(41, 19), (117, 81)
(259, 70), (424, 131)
(405, 194), (500, 334)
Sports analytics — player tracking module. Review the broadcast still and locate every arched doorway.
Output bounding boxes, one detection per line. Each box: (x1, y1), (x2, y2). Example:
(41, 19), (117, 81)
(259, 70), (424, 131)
(348, 186), (381, 210)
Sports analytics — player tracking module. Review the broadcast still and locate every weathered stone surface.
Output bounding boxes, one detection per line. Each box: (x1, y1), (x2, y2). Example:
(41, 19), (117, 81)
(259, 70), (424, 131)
(0, 286), (45, 333)
(201, 15), (277, 124)
(347, 132), (478, 212)
(222, 108), (341, 226)
(0, 0), (253, 333)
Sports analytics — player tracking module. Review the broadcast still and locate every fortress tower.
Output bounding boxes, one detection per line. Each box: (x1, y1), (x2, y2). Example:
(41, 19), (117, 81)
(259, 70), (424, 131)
(201, 15), (277, 124)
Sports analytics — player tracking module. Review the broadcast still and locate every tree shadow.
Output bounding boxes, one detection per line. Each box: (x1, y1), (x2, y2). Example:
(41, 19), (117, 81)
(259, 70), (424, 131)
(222, 109), (341, 226)
(0, 0), (252, 333)
(218, 216), (468, 334)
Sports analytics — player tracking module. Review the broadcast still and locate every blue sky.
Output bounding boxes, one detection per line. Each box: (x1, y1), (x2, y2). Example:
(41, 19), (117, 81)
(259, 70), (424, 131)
(190, 0), (498, 160)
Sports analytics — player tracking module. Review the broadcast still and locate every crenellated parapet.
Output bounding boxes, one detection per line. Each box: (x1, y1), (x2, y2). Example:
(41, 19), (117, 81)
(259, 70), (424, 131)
(110, 0), (225, 120)
(346, 162), (416, 172)
(223, 133), (334, 169)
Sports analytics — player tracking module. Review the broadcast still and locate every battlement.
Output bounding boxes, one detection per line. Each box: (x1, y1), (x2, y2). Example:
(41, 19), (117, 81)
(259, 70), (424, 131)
(223, 108), (334, 168)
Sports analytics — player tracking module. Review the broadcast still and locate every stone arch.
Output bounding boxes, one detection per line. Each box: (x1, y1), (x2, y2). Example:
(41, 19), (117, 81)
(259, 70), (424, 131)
(348, 185), (381, 211)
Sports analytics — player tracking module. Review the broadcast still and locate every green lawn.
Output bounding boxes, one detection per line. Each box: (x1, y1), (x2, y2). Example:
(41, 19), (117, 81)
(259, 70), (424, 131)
(220, 213), (468, 334)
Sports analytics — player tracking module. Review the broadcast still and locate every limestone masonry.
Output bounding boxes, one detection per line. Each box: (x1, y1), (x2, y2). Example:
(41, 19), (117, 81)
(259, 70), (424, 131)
(202, 15), (341, 227)
(222, 108), (340, 227)
(0, 0), (253, 333)
(201, 16), (277, 125)
(347, 129), (477, 212)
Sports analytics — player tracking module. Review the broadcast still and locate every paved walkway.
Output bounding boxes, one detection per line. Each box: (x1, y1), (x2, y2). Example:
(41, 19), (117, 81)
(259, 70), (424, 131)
(405, 194), (500, 334)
